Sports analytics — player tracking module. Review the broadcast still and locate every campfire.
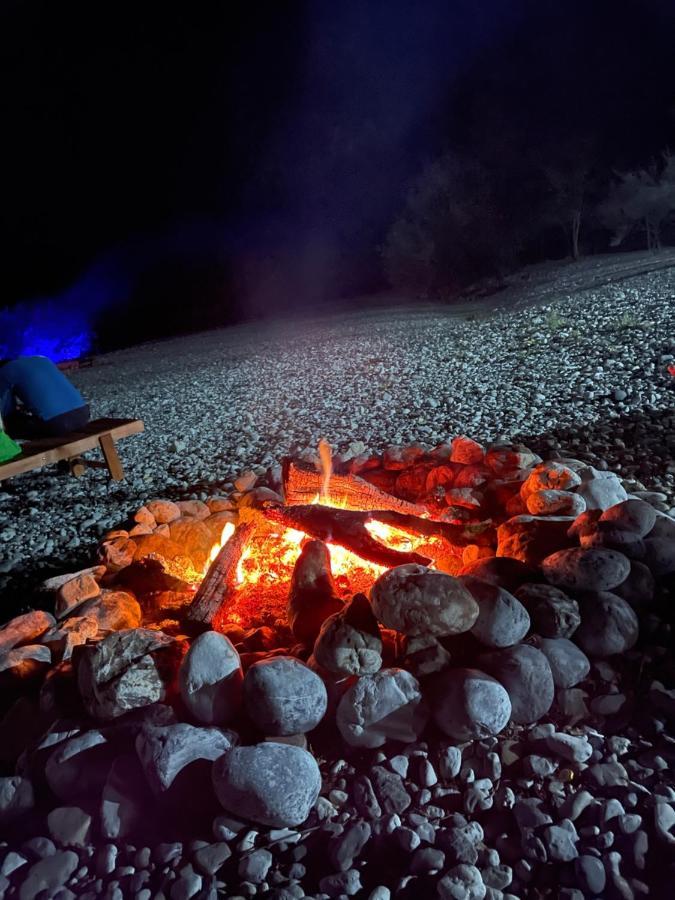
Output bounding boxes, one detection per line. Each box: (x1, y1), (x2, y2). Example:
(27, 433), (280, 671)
(2, 434), (673, 899)
(186, 440), (492, 632)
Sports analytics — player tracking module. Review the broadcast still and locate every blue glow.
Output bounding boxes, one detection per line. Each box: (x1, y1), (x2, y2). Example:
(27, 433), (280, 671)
(0, 219), (229, 362)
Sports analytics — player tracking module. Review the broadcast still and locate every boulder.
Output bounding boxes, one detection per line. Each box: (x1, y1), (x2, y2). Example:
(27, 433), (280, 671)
(168, 517), (214, 571)
(179, 631), (243, 725)
(431, 667), (512, 741)
(0, 610), (55, 654)
(45, 730), (116, 801)
(460, 577), (530, 648)
(574, 592), (639, 657)
(496, 515), (576, 568)
(0, 645), (51, 679)
(146, 499), (182, 524)
(55, 573), (101, 617)
(580, 526), (646, 560)
(643, 536), (675, 576)
(613, 560), (655, 607)
(287, 541), (344, 645)
(520, 462), (582, 499)
(41, 616), (99, 661)
(243, 656), (327, 735)
(541, 548), (630, 592)
(77, 628), (174, 720)
(575, 467), (628, 511)
(514, 583), (580, 638)
(135, 723), (237, 794)
(336, 668), (427, 747)
(459, 556), (539, 592)
(313, 593), (383, 676)
(370, 565), (478, 638)
(450, 436), (485, 465)
(0, 776), (34, 826)
(212, 743), (321, 827)
(76, 590), (141, 634)
(175, 499), (211, 519)
(531, 637), (590, 688)
(485, 444), (541, 474)
(478, 644), (555, 724)
(600, 498), (657, 537)
(526, 490), (586, 517)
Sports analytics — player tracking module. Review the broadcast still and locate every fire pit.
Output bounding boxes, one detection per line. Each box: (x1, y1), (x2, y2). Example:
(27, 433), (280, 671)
(1, 435), (674, 898)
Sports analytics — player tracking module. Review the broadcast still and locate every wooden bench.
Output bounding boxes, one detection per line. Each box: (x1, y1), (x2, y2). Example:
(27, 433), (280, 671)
(0, 417), (144, 483)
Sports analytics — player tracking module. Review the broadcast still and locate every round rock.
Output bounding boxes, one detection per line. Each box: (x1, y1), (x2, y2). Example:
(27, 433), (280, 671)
(212, 743), (321, 827)
(574, 592), (639, 657)
(370, 565), (478, 638)
(514, 583), (580, 638)
(461, 577), (530, 648)
(541, 548), (630, 592)
(526, 490), (586, 517)
(431, 668), (512, 741)
(478, 644), (554, 724)
(459, 556), (539, 592)
(243, 656), (327, 735)
(179, 631), (243, 725)
(600, 498), (657, 537)
(336, 668), (427, 748)
(531, 637), (590, 688)
(313, 593), (382, 676)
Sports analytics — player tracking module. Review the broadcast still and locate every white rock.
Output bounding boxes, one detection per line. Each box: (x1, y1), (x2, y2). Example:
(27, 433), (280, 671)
(179, 631), (243, 725)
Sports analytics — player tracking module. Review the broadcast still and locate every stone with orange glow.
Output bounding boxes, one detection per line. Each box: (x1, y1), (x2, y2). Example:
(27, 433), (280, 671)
(0, 610), (55, 654)
(336, 668), (427, 748)
(526, 490), (586, 517)
(179, 631), (243, 725)
(370, 565), (478, 639)
(496, 515), (576, 568)
(450, 435), (486, 465)
(520, 462), (582, 500)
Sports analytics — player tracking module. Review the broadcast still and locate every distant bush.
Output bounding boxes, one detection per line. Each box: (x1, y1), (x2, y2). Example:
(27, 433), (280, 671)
(381, 154), (524, 296)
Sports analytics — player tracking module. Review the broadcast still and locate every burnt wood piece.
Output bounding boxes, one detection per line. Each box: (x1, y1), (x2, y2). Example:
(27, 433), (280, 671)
(370, 510), (494, 548)
(262, 504), (432, 569)
(282, 459), (428, 517)
(186, 522), (255, 627)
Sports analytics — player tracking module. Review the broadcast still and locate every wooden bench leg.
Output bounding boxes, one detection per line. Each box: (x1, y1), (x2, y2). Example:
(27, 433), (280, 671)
(69, 457), (86, 478)
(99, 434), (125, 481)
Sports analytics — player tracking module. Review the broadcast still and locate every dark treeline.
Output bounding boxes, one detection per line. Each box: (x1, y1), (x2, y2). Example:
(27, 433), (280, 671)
(2, 0), (675, 357)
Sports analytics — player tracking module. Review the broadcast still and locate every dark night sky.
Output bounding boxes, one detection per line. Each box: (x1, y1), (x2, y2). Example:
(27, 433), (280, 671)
(2, 0), (675, 338)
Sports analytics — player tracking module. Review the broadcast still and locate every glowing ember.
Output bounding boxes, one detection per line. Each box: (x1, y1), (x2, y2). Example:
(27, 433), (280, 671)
(198, 498), (456, 629)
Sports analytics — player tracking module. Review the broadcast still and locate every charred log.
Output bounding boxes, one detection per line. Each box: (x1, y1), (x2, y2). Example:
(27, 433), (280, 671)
(287, 540), (344, 645)
(282, 459), (428, 517)
(262, 504), (432, 568)
(186, 522), (255, 628)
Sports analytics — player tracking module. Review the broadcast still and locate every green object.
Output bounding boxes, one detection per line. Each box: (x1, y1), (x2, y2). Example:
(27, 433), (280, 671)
(0, 430), (22, 463)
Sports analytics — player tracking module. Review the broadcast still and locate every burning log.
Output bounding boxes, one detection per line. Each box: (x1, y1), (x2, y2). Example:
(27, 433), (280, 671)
(369, 511), (494, 548)
(186, 523), (255, 628)
(262, 504), (432, 568)
(282, 459), (428, 517)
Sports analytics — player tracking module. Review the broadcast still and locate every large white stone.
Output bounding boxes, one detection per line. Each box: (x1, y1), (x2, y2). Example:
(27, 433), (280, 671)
(370, 565), (478, 638)
(336, 668), (427, 748)
(179, 631), (243, 725)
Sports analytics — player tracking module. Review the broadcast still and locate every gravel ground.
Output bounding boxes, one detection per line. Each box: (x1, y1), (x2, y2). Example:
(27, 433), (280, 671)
(2, 260), (675, 617)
